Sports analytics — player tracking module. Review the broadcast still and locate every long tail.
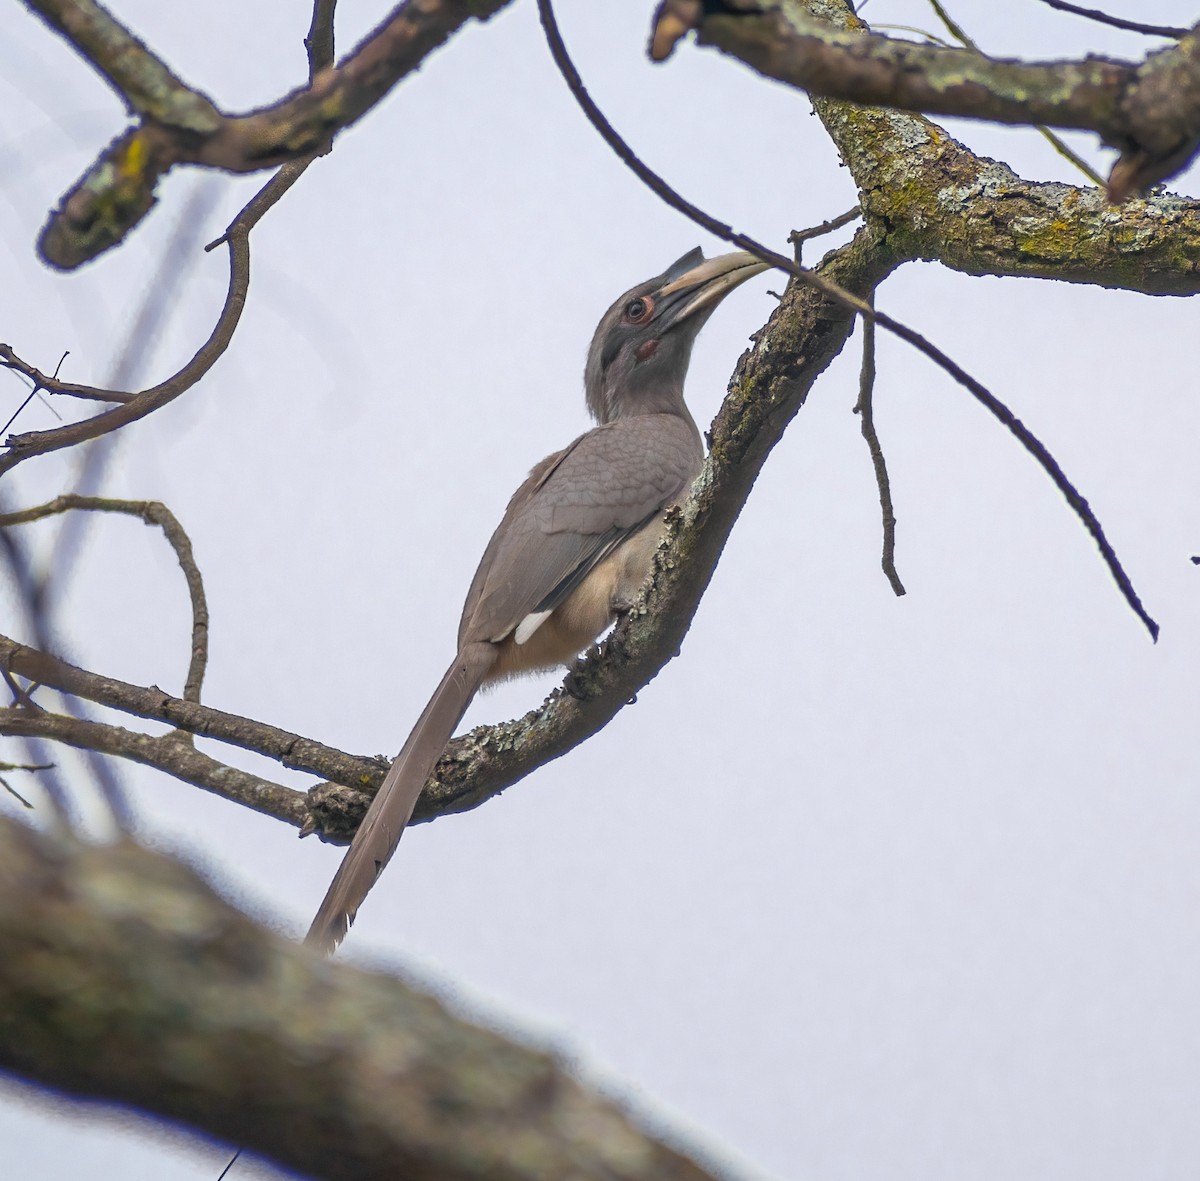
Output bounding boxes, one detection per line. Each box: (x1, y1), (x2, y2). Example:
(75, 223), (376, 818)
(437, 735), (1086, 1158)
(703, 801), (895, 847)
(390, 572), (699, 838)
(306, 642), (496, 953)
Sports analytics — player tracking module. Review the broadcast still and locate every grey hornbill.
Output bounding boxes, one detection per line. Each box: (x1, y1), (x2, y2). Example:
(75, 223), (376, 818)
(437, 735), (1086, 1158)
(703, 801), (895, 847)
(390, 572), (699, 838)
(307, 248), (768, 952)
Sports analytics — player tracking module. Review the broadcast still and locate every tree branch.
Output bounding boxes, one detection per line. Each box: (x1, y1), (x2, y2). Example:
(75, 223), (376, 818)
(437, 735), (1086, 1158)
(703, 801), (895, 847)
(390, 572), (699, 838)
(1037, 0), (1187, 41)
(0, 814), (725, 1181)
(2, 151), (324, 474)
(30, 0), (513, 268)
(1, 218), (249, 471)
(0, 634), (373, 819)
(0, 707), (308, 826)
(653, 0), (1200, 199)
(0, 344), (132, 404)
(852, 290), (904, 597)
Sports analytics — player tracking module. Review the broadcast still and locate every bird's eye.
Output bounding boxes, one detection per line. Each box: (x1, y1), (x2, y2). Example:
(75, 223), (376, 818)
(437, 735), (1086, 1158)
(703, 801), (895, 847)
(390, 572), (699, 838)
(624, 296), (652, 323)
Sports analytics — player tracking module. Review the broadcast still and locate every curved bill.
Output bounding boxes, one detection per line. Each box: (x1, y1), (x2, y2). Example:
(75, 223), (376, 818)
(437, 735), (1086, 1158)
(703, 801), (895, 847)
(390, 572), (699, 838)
(657, 250), (771, 325)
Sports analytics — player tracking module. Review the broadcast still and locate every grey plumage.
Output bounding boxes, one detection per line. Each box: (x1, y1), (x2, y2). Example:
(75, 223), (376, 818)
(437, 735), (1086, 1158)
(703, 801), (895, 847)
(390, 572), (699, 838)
(306, 249), (767, 953)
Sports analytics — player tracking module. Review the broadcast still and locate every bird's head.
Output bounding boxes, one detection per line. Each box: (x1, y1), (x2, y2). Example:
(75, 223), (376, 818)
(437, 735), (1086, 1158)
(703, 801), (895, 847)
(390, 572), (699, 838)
(584, 248), (769, 423)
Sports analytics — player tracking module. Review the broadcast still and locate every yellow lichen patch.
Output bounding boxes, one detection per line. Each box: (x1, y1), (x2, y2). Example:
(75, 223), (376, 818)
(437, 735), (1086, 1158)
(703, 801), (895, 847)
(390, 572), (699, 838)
(119, 131), (149, 180)
(1013, 217), (1076, 260)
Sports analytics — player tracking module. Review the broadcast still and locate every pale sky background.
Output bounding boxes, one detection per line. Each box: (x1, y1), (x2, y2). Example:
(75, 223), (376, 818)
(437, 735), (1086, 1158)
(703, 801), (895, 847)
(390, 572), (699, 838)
(3, 2), (1200, 1178)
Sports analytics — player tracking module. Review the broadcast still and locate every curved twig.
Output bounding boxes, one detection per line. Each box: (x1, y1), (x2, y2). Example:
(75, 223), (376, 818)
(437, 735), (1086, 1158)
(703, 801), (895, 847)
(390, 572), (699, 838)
(1, 153), (319, 477)
(1037, 0), (1187, 39)
(0, 232), (248, 475)
(0, 496), (210, 704)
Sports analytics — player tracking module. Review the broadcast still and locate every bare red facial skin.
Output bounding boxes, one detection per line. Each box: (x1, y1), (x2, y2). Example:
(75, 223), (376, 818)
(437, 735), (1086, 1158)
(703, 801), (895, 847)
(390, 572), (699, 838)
(636, 338), (660, 362)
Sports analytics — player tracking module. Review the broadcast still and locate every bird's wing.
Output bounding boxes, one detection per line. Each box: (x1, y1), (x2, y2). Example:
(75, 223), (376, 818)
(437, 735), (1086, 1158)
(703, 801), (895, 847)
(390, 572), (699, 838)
(459, 413), (701, 647)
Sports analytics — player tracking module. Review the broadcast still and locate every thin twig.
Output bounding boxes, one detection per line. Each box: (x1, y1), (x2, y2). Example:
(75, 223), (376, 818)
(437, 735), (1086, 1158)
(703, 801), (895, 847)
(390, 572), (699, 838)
(2, 153), (318, 475)
(537, 0), (1157, 640)
(853, 291), (904, 596)
(1, 240), (247, 475)
(305, 0), (338, 76)
(0, 345), (133, 406)
(788, 204), (862, 264)
(1033, 125), (1106, 188)
(0, 496), (210, 704)
(0, 775), (35, 809)
(0, 758), (51, 808)
(1, 387), (40, 437)
(1037, 0), (1186, 38)
(1, 669), (39, 711)
(0, 707), (308, 828)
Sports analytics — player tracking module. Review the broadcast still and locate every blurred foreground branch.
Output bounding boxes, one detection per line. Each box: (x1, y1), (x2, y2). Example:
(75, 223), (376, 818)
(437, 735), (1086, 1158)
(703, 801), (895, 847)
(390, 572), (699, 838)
(0, 813), (724, 1181)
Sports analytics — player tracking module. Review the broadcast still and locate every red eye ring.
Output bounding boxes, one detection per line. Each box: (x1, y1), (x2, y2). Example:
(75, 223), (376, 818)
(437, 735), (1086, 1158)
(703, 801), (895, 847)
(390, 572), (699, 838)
(624, 295), (654, 324)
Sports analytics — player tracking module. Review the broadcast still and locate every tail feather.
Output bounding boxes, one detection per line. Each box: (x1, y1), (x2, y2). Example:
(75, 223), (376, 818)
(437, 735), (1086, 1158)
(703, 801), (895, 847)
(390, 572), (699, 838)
(306, 642), (495, 953)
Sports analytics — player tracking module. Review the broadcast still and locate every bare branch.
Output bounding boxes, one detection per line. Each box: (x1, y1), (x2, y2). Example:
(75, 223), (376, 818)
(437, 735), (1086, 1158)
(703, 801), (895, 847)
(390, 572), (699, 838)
(0, 634), (372, 805)
(0, 707), (308, 826)
(1, 226), (248, 473)
(1037, 0), (1187, 40)
(0, 760), (51, 809)
(852, 291), (904, 597)
(0, 344), (133, 404)
(0, 815), (725, 1181)
(2, 150), (323, 474)
(788, 203), (862, 258)
(305, 0), (338, 77)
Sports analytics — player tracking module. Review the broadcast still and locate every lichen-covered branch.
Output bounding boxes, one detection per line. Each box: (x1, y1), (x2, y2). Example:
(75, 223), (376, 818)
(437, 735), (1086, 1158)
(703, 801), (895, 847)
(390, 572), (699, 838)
(25, 0), (223, 128)
(735, 1), (1200, 295)
(831, 107), (1200, 294)
(0, 815), (725, 1181)
(656, 0), (1200, 199)
(32, 0), (513, 267)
